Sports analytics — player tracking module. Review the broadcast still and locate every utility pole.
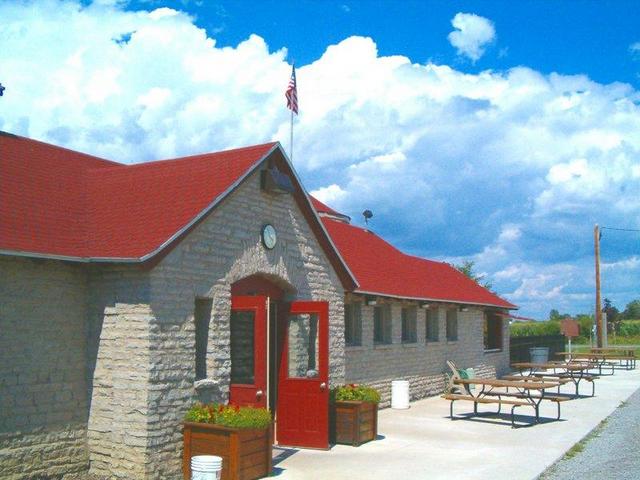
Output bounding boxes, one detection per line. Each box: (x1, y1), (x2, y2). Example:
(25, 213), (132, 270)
(594, 224), (603, 348)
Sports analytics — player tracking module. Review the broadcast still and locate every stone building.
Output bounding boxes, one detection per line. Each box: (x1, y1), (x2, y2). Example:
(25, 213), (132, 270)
(0, 132), (515, 479)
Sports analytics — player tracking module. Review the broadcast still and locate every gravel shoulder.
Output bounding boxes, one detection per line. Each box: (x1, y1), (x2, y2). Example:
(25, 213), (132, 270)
(538, 385), (640, 480)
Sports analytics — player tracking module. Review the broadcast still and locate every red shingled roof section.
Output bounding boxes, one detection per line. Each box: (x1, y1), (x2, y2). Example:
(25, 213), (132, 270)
(310, 196), (341, 216)
(1, 132), (276, 258)
(85, 143), (275, 258)
(0, 133), (118, 257)
(320, 216), (516, 309)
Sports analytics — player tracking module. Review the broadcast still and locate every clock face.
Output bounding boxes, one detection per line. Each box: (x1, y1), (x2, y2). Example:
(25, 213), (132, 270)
(262, 224), (277, 249)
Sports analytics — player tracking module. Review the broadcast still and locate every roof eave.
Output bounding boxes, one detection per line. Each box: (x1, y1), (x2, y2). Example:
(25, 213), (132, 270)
(352, 288), (518, 310)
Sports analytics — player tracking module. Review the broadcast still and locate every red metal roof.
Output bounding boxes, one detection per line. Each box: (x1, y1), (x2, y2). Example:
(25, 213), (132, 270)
(310, 196), (340, 216)
(1, 131), (276, 259)
(320, 215), (516, 309)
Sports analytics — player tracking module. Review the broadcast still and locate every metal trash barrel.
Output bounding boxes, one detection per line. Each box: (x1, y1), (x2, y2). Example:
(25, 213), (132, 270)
(529, 347), (549, 363)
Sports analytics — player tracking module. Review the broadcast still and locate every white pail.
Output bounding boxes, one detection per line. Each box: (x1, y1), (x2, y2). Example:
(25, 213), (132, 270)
(191, 455), (222, 480)
(391, 380), (410, 409)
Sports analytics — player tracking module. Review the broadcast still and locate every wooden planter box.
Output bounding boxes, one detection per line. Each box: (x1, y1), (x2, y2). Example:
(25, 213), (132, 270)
(330, 401), (378, 446)
(183, 422), (272, 480)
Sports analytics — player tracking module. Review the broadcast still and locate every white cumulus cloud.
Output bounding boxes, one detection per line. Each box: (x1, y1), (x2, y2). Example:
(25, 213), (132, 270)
(447, 12), (496, 62)
(1, 1), (639, 318)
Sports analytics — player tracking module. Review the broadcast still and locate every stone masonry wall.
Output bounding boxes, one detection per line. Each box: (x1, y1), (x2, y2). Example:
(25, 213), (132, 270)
(0, 257), (89, 479)
(345, 299), (510, 407)
(107, 167), (346, 479)
(86, 266), (153, 479)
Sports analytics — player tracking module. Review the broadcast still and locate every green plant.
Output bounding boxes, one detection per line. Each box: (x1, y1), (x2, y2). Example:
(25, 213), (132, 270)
(331, 384), (381, 404)
(510, 321), (561, 337)
(184, 403), (272, 429)
(619, 320), (640, 337)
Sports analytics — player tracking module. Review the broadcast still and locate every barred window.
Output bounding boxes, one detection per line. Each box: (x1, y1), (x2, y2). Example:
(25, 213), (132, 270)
(401, 307), (417, 343)
(426, 308), (439, 342)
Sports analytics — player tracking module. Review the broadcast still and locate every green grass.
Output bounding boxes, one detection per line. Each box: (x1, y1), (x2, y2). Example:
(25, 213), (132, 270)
(562, 417), (608, 460)
(570, 341), (640, 356)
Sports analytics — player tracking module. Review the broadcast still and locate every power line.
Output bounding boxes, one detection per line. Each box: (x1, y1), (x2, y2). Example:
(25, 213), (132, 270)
(601, 226), (640, 233)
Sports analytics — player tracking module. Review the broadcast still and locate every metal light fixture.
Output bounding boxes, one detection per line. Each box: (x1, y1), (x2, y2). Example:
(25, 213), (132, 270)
(365, 295), (377, 306)
(459, 307), (469, 312)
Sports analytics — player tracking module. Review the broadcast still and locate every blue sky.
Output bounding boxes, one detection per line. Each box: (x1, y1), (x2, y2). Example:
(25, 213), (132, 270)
(1, 0), (639, 318)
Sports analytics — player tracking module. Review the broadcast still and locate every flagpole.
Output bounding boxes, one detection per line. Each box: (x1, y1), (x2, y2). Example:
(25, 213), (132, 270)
(290, 107), (294, 161)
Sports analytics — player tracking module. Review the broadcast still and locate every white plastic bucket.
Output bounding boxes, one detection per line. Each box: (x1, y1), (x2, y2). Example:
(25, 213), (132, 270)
(391, 380), (410, 409)
(191, 455), (222, 480)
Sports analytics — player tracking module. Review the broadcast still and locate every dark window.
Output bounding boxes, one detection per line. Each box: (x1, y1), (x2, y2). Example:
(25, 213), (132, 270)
(401, 307), (417, 343)
(230, 310), (255, 384)
(194, 298), (212, 381)
(484, 313), (503, 350)
(374, 305), (391, 344)
(446, 309), (458, 341)
(345, 302), (362, 346)
(426, 308), (439, 342)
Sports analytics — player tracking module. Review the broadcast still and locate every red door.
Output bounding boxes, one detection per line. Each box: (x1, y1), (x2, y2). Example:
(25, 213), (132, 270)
(229, 296), (267, 408)
(276, 301), (329, 449)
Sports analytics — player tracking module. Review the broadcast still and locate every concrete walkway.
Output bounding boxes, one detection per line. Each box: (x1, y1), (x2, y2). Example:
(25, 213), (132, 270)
(270, 368), (640, 480)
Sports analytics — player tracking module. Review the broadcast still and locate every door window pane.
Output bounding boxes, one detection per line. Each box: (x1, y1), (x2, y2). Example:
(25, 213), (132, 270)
(288, 313), (319, 378)
(230, 311), (255, 384)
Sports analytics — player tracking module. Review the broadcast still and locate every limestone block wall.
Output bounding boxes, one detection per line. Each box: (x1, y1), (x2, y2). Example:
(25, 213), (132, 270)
(86, 266), (154, 479)
(0, 257), (89, 479)
(140, 168), (345, 479)
(345, 299), (510, 407)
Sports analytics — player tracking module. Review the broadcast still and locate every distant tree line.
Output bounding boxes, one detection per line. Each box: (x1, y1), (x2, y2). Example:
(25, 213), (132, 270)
(511, 298), (640, 339)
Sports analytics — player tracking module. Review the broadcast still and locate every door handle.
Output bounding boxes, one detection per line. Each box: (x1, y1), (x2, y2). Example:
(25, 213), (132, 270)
(256, 390), (264, 397)
(320, 382), (327, 390)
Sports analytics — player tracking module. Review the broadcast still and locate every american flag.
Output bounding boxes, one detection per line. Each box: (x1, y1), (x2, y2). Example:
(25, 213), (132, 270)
(285, 65), (298, 114)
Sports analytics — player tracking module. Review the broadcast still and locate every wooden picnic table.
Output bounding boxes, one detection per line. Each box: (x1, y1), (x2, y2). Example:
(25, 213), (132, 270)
(511, 362), (598, 397)
(446, 377), (563, 427)
(558, 351), (635, 371)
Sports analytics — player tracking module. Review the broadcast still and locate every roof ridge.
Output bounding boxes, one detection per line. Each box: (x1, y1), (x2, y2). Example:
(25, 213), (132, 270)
(98, 142), (280, 171)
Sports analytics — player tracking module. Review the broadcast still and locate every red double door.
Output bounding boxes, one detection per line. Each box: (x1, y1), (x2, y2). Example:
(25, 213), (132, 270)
(229, 296), (329, 449)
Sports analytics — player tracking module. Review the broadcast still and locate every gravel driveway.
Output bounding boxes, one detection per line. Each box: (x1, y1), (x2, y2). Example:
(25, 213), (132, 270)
(539, 385), (640, 480)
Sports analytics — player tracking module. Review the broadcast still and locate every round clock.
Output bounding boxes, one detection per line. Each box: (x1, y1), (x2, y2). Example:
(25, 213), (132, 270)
(261, 224), (277, 249)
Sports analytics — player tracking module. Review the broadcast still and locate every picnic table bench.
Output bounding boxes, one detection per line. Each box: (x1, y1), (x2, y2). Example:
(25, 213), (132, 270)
(442, 377), (562, 428)
(559, 350), (636, 370)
